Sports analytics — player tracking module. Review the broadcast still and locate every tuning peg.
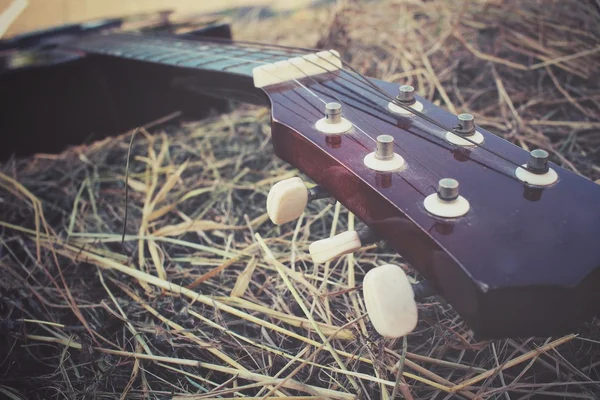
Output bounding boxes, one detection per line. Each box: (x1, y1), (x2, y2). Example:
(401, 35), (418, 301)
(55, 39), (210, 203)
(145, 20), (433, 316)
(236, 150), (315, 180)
(309, 226), (378, 264)
(267, 177), (329, 225)
(363, 264), (418, 338)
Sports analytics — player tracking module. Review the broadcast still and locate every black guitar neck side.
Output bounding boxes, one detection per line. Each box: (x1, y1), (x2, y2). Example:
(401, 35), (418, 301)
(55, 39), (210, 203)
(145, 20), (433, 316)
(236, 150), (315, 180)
(0, 28), (275, 160)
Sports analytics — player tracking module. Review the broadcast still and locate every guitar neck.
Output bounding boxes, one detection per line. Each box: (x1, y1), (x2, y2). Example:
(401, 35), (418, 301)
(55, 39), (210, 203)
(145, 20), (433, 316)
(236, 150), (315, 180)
(62, 32), (304, 104)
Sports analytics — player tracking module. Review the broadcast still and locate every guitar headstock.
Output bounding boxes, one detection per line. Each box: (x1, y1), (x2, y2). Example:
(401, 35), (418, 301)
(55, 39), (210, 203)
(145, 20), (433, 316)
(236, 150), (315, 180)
(255, 49), (600, 338)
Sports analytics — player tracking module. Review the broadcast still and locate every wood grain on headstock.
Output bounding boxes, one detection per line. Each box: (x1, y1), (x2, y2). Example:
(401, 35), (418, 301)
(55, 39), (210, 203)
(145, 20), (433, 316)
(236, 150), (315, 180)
(260, 71), (600, 338)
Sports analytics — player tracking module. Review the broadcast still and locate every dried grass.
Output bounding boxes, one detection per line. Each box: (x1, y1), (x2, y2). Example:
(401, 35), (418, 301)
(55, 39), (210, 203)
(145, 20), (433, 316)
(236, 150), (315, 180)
(1, 0), (600, 399)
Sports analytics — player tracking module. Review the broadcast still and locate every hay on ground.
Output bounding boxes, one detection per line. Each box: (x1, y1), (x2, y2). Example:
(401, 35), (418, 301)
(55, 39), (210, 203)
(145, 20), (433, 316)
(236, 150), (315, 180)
(1, 0), (600, 399)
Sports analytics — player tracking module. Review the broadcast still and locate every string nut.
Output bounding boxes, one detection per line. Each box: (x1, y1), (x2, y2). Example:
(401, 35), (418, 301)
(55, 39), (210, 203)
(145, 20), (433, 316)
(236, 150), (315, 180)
(527, 149), (550, 174)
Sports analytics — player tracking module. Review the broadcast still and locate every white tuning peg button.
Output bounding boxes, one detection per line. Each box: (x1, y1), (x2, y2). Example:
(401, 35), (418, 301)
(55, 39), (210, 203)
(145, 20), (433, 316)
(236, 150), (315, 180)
(267, 177), (309, 225)
(267, 177), (330, 225)
(309, 230), (363, 264)
(363, 264), (418, 338)
(309, 226), (378, 264)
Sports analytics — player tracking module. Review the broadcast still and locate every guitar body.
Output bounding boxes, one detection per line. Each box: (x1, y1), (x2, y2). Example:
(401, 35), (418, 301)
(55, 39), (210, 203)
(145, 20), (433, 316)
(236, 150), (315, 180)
(0, 20), (232, 160)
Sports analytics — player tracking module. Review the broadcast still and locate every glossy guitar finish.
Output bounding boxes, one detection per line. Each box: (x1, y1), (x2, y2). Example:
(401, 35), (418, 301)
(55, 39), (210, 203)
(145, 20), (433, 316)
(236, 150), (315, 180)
(2, 25), (599, 338)
(261, 72), (600, 338)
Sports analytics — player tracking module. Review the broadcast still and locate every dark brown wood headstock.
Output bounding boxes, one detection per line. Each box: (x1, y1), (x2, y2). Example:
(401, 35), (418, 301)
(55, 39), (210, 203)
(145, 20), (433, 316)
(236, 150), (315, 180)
(260, 66), (600, 338)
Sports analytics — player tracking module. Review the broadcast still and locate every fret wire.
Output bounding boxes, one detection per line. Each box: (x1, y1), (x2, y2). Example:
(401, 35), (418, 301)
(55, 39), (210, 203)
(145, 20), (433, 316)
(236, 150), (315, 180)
(173, 55), (207, 66)
(108, 32), (306, 59)
(76, 33), (304, 64)
(158, 53), (198, 64)
(152, 50), (209, 63)
(68, 33), (308, 76)
(145, 52), (182, 62)
(167, 50), (266, 68)
(222, 54), (278, 71)
(153, 47), (248, 64)
(171, 49), (252, 68)
(191, 58), (231, 68)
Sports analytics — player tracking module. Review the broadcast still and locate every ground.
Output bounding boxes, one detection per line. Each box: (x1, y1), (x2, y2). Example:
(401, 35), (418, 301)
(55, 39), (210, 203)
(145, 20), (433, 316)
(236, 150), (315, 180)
(1, 0), (313, 37)
(1, 1), (600, 399)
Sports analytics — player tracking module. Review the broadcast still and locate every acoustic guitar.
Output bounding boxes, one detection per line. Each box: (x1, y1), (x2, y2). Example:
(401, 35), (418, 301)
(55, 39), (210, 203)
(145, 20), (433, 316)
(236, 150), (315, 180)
(1, 17), (599, 339)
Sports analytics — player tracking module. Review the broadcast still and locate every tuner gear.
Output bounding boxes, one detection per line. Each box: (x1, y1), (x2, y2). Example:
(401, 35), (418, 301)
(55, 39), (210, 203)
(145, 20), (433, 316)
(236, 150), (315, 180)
(363, 264), (418, 338)
(315, 102), (353, 134)
(423, 178), (470, 218)
(364, 135), (406, 172)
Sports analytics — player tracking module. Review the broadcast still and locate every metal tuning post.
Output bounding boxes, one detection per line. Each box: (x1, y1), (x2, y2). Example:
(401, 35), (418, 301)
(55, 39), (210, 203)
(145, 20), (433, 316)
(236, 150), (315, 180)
(315, 102), (353, 134)
(445, 113), (484, 146)
(266, 177), (330, 225)
(423, 178), (470, 218)
(515, 149), (558, 186)
(388, 85), (424, 114)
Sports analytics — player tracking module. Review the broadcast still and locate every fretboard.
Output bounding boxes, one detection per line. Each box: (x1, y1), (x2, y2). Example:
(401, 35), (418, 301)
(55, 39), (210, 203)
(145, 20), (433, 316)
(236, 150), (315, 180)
(63, 32), (304, 78)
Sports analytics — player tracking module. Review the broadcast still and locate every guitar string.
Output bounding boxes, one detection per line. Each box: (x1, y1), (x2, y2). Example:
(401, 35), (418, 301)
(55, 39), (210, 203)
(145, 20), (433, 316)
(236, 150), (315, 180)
(183, 39), (514, 188)
(129, 35), (438, 193)
(91, 34), (510, 189)
(75, 34), (513, 198)
(295, 54), (532, 183)
(148, 33), (530, 183)
(271, 42), (526, 168)
(88, 34), (447, 155)
(80, 34), (524, 183)
(112, 33), (480, 145)
(206, 40), (529, 189)
(197, 36), (531, 172)
(310, 81), (525, 185)
(284, 58), (443, 187)
(168, 42), (439, 195)
(263, 65), (433, 197)
(229, 40), (531, 184)
(284, 60), (528, 195)
(213, 49), (441, 196)
(131, 36), (436, 197)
